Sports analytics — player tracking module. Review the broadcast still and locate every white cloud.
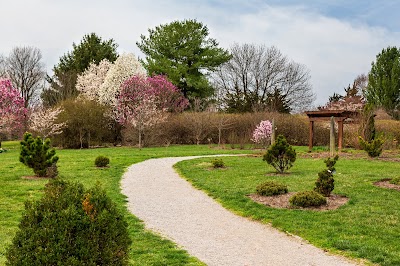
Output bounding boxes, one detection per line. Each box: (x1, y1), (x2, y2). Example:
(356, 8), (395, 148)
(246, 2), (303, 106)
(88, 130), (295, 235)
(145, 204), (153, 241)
(1, 1), (400, 106)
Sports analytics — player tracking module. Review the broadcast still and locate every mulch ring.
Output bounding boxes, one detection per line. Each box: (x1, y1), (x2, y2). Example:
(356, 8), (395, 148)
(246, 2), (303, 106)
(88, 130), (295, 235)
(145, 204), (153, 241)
(248, 193), (349, 211)
(374, 179), (400, 191)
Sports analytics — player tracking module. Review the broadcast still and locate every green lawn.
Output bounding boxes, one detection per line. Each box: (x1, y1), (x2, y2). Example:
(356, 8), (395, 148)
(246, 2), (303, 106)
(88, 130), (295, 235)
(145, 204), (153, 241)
(175, 153), (400, 266)
(0, 141), (254, 266)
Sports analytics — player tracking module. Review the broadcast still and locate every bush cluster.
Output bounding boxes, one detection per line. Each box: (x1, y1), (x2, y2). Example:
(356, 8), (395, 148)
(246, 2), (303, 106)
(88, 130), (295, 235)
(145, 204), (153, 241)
(256, 181), (288, 196)
(211, 158), (225, 168)
(6, 179), (131, 266)
(263, 135), (296, 173)
(314, 155), (338, 197)
(289, 191), (327, 207)
(95, 155), (110, 167)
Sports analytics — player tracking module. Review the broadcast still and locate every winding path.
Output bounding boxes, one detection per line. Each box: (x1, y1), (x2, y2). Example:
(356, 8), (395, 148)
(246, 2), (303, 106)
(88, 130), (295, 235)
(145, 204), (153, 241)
(121, 156), (358, 266)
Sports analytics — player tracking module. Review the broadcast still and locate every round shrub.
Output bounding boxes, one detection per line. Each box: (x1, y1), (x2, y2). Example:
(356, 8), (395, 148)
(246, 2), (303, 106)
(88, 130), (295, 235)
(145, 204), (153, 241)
(289, 191), (327, 208)
(95, 155), (110, 167)
(211, 158), (225, 168)
(390, 177), (400, 185)
(256, 181), (288, 196)
(6, 179), (131, 266)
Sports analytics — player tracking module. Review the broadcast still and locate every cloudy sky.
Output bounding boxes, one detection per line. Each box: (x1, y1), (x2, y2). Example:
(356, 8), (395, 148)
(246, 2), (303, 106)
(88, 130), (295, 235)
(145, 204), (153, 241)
(1, 0), (400, 106)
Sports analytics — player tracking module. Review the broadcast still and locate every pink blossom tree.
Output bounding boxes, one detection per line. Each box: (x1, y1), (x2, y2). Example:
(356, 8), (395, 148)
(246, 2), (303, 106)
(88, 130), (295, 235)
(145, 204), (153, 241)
(0, 79), (26, 146)
(251, 120), (272, 148)
(117, 75), (188, 148)
(29, 106), (67, 139)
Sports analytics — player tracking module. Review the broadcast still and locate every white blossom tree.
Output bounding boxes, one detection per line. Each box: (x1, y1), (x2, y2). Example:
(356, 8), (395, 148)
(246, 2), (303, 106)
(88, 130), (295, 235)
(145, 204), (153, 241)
(76, 59), (112, 102)
(29, 107), (67, 139)
(99, 53), (146, 107)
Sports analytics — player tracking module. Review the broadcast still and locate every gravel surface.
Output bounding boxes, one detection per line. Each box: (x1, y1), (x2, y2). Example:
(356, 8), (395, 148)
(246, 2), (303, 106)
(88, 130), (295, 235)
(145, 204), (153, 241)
(121, 156), (359, 266)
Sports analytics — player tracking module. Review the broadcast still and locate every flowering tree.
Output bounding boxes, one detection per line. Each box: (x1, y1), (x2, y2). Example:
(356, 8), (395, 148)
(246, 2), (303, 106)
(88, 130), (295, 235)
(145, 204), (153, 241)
(76, 59), (112, 102)
(252, 120), (272, 148)
(29, 107), (67, 139)
(117, 75), (188, 148)
(0, 79), (26, 146)
(99, 53), (146, 107)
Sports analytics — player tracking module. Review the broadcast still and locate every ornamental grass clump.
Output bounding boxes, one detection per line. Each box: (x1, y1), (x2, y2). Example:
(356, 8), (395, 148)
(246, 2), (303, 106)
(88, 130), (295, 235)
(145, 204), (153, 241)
(263, 135), (296, 173)
(289, 191), (327, 208)
(314, 155), (338, 197)
(256, 181), (288, 196)
(6, 179), (131, 266)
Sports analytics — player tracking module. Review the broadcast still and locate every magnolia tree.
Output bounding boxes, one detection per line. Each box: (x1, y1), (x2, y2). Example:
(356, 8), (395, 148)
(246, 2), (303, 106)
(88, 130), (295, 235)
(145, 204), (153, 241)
(0, 79), (26, 146)
(117, 75), (188, 148)
(99, 53), (146, 107)
(29, 107), (67, 139)
(76, 59), (112, 102)
(252, 120), (273, 148)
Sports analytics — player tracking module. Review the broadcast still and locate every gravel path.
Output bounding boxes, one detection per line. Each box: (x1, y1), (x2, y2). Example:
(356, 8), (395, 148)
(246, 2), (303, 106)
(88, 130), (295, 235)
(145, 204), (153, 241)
(121, 156), (358, 266)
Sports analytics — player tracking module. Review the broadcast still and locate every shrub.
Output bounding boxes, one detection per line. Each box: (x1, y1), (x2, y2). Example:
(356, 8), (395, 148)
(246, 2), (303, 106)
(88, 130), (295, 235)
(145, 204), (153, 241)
(256, 181), (288, 196)
(263, 135), (296, 173)
(6, 179), (131, 266)
(19, 132), (59, 177)
(211, 158), (225, 168)
(95, 155), (110, 167)
(46, 163), (59, 179)
(390, 177), (400, 185)
(314, 155), (338, 197)
(358, 136), (384, 157)
(289, 191), (327, 207)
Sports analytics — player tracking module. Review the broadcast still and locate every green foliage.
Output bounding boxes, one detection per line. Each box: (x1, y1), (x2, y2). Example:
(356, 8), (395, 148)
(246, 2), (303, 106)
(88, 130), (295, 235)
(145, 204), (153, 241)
(263, 135), (296, 173)
(95, 155), (110, 167)
(361, 104), (376, 142)
(358, 136), (384, 157)
(314, 155), (338, 197)
(42, 33), (119, 107)
(211, 158), (225, 168)
(137, 19), (231, 100)
(255, 181), (288, 196)
(19, 133), (59, 177)
(366, 46), (400, 119)
(390, 177), (400, 185)
(289, 191), (327, 207)
(55, 98), (118, 148)
(6, 179), (131, 266)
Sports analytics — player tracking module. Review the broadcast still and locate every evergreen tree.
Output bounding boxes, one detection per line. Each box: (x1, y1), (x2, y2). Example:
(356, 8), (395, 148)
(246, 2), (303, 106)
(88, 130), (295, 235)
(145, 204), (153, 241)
(137, 19), (231, 100)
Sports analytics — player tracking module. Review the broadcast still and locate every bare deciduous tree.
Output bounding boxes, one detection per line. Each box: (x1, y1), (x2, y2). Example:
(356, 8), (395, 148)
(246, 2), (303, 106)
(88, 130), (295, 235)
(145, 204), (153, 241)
(6, 46), (45, 107)
(212, 43), (314, 113)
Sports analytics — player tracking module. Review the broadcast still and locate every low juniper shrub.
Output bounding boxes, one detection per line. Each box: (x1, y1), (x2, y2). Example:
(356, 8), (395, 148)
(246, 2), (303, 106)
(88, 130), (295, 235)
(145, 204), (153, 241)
(358, 136), (384, 157)
(390, 177), (400, 185)
(211, 158), (225, 168)
(289, 191), (327, 208)
(95, 155), (110, 167)
(6, 179), (131, 266)
(263, 135), (296, 173)
(314, 155), (338, 197)
(256, 181), (288, 196)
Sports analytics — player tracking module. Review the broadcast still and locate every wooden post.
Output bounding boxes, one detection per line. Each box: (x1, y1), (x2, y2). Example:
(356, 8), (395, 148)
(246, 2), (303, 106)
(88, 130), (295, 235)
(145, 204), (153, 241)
(330, 116), (335, 157)
(308, 120), (314, 152)
(271, 118), (276, 146)
(338, 119), (344, 151)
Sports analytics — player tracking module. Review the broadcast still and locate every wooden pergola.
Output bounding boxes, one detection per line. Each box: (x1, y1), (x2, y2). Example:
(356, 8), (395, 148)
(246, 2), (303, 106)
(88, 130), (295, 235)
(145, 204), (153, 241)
(305, 110), (359, 151)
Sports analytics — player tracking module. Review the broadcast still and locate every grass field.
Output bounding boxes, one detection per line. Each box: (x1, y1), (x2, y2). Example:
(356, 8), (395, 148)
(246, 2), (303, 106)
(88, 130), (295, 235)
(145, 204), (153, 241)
(0, 141), (254, 265)
(175, 152), (400, 266)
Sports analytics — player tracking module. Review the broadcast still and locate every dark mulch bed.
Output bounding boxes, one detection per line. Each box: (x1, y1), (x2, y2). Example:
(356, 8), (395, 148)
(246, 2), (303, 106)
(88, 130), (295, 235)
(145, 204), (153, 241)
(248, 192), (349, 211)
(374, 179), (400, 191)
